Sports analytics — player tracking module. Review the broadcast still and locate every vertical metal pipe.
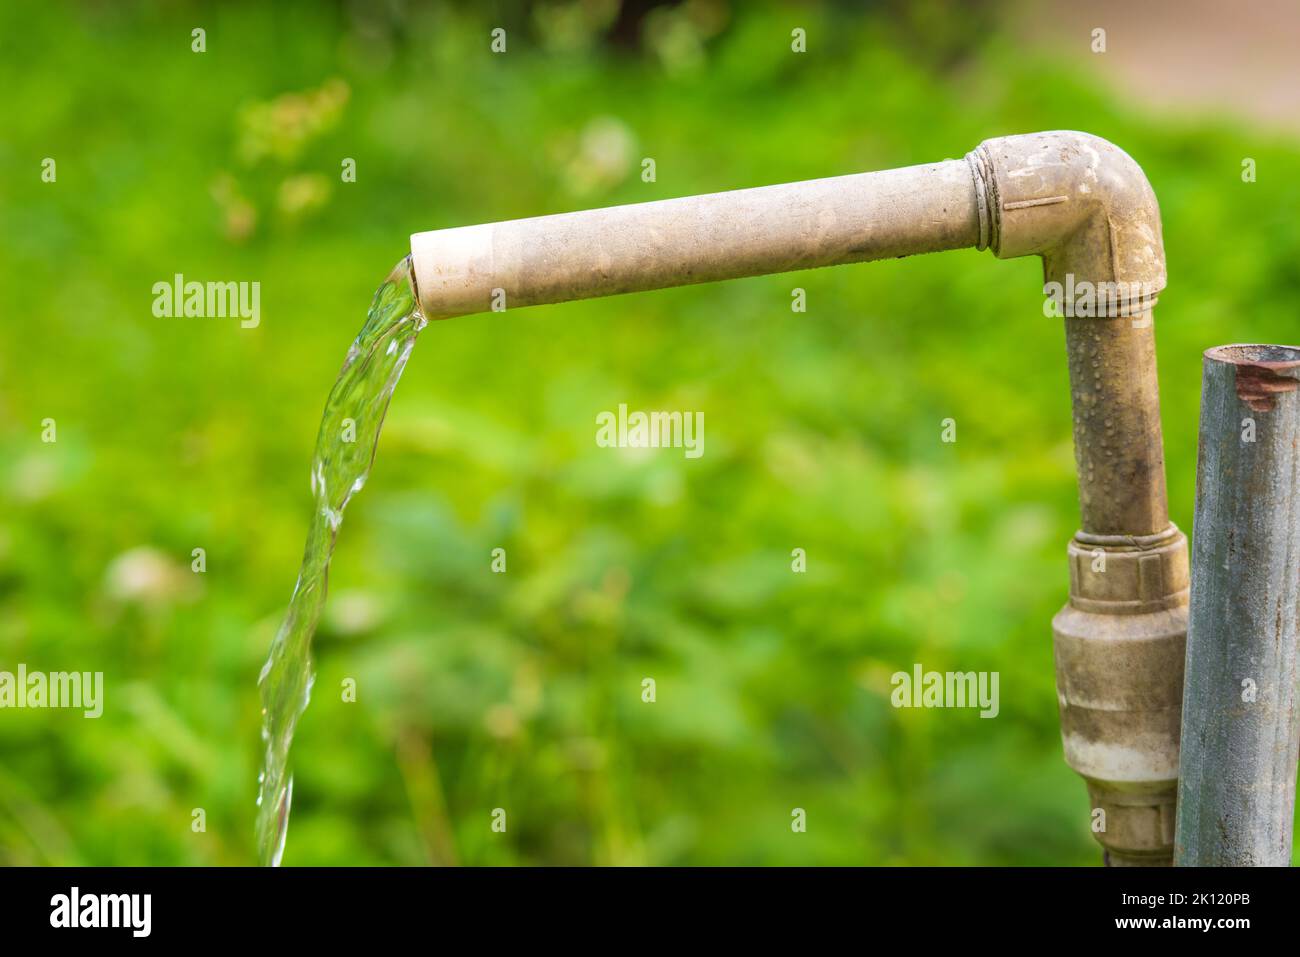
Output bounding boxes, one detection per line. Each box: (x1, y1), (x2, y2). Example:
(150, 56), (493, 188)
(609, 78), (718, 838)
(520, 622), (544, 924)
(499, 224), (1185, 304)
(1064, 317), (1171, 537)
(1175, 343), (1300, 866)
(972, 131), (1186, 865)
(1052, 313), (1188, 867)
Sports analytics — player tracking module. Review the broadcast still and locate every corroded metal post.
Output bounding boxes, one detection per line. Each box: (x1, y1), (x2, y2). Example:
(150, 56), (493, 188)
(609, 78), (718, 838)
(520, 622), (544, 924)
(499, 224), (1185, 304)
(1175, 344), (1300, 867)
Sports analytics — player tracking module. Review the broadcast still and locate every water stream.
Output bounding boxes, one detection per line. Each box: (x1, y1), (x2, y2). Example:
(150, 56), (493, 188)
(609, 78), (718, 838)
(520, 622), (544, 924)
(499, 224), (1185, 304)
(255, 256), (425, 866)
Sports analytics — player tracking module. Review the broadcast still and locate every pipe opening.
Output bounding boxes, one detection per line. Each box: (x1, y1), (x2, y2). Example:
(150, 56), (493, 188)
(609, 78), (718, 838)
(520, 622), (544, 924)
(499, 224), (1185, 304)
(1207, 343), (1300, 412)
(1205, 343), (1300, 367)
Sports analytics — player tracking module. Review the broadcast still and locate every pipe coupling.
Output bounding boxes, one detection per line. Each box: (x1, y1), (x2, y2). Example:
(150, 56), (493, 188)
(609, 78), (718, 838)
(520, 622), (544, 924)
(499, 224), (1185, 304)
(1051, 525), (1189, 866)
(967, 131), (1166, 318)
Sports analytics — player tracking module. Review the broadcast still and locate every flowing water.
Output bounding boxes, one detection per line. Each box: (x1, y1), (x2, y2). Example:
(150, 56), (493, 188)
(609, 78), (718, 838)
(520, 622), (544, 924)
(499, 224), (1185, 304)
(255, 256), (425, 866)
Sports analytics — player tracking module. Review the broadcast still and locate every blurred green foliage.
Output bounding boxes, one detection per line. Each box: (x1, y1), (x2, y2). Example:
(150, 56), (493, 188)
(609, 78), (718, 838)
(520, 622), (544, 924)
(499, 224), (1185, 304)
(1, 0), (1298, 866)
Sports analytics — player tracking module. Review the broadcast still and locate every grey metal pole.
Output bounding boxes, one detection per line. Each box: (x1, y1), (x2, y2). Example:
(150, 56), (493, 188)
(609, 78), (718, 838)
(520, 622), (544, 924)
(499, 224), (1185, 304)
(1175, 343), (1300, 866)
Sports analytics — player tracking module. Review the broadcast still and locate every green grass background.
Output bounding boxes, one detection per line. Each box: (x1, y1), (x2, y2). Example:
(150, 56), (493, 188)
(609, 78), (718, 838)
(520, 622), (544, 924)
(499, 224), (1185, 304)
(1, 0), (1298, 865)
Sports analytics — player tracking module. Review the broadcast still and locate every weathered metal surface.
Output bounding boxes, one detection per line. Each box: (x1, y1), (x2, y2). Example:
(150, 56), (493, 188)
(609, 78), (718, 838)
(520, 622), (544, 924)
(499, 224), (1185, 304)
(410, 160), (980, 319)
(1175, 344), (1300, 867)
(968, 132), (1166, 317)
(1052, 527), (1188, 866)
(410, 131), (1187, 865)
(1062, 319), (1170, 537)
(970, 132), (1184, 866)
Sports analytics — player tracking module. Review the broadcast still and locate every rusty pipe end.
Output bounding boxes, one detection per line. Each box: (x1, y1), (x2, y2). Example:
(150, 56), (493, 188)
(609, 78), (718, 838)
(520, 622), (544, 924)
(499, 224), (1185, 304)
(1204, 343), (1300, 413)
(409, 224), (494, 321)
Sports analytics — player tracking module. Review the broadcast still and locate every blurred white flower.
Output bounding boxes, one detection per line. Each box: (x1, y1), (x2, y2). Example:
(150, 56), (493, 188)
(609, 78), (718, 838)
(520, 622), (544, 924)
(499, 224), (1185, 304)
(104, 546), (200, 607)
(561, 116), (637, 196)
(325, 589), (386, 636)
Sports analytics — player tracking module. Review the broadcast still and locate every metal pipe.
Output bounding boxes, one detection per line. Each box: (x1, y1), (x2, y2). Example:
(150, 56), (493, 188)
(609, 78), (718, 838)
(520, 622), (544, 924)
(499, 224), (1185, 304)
(1175, 344), (1300, 867)
(411, 160), (980, 319)
(411, 130), (1187, 865)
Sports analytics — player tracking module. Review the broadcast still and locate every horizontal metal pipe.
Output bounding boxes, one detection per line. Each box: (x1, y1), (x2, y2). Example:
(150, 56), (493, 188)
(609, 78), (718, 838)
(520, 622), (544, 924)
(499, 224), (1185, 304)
(1175, 344), (1300, 867)
(410, 160), (980, 319)
(409, 136), (1174, 542)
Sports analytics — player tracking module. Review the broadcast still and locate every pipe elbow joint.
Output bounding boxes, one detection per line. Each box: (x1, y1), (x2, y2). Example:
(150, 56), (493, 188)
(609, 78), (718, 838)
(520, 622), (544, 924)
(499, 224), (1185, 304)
(968, 131), (1166, 317)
